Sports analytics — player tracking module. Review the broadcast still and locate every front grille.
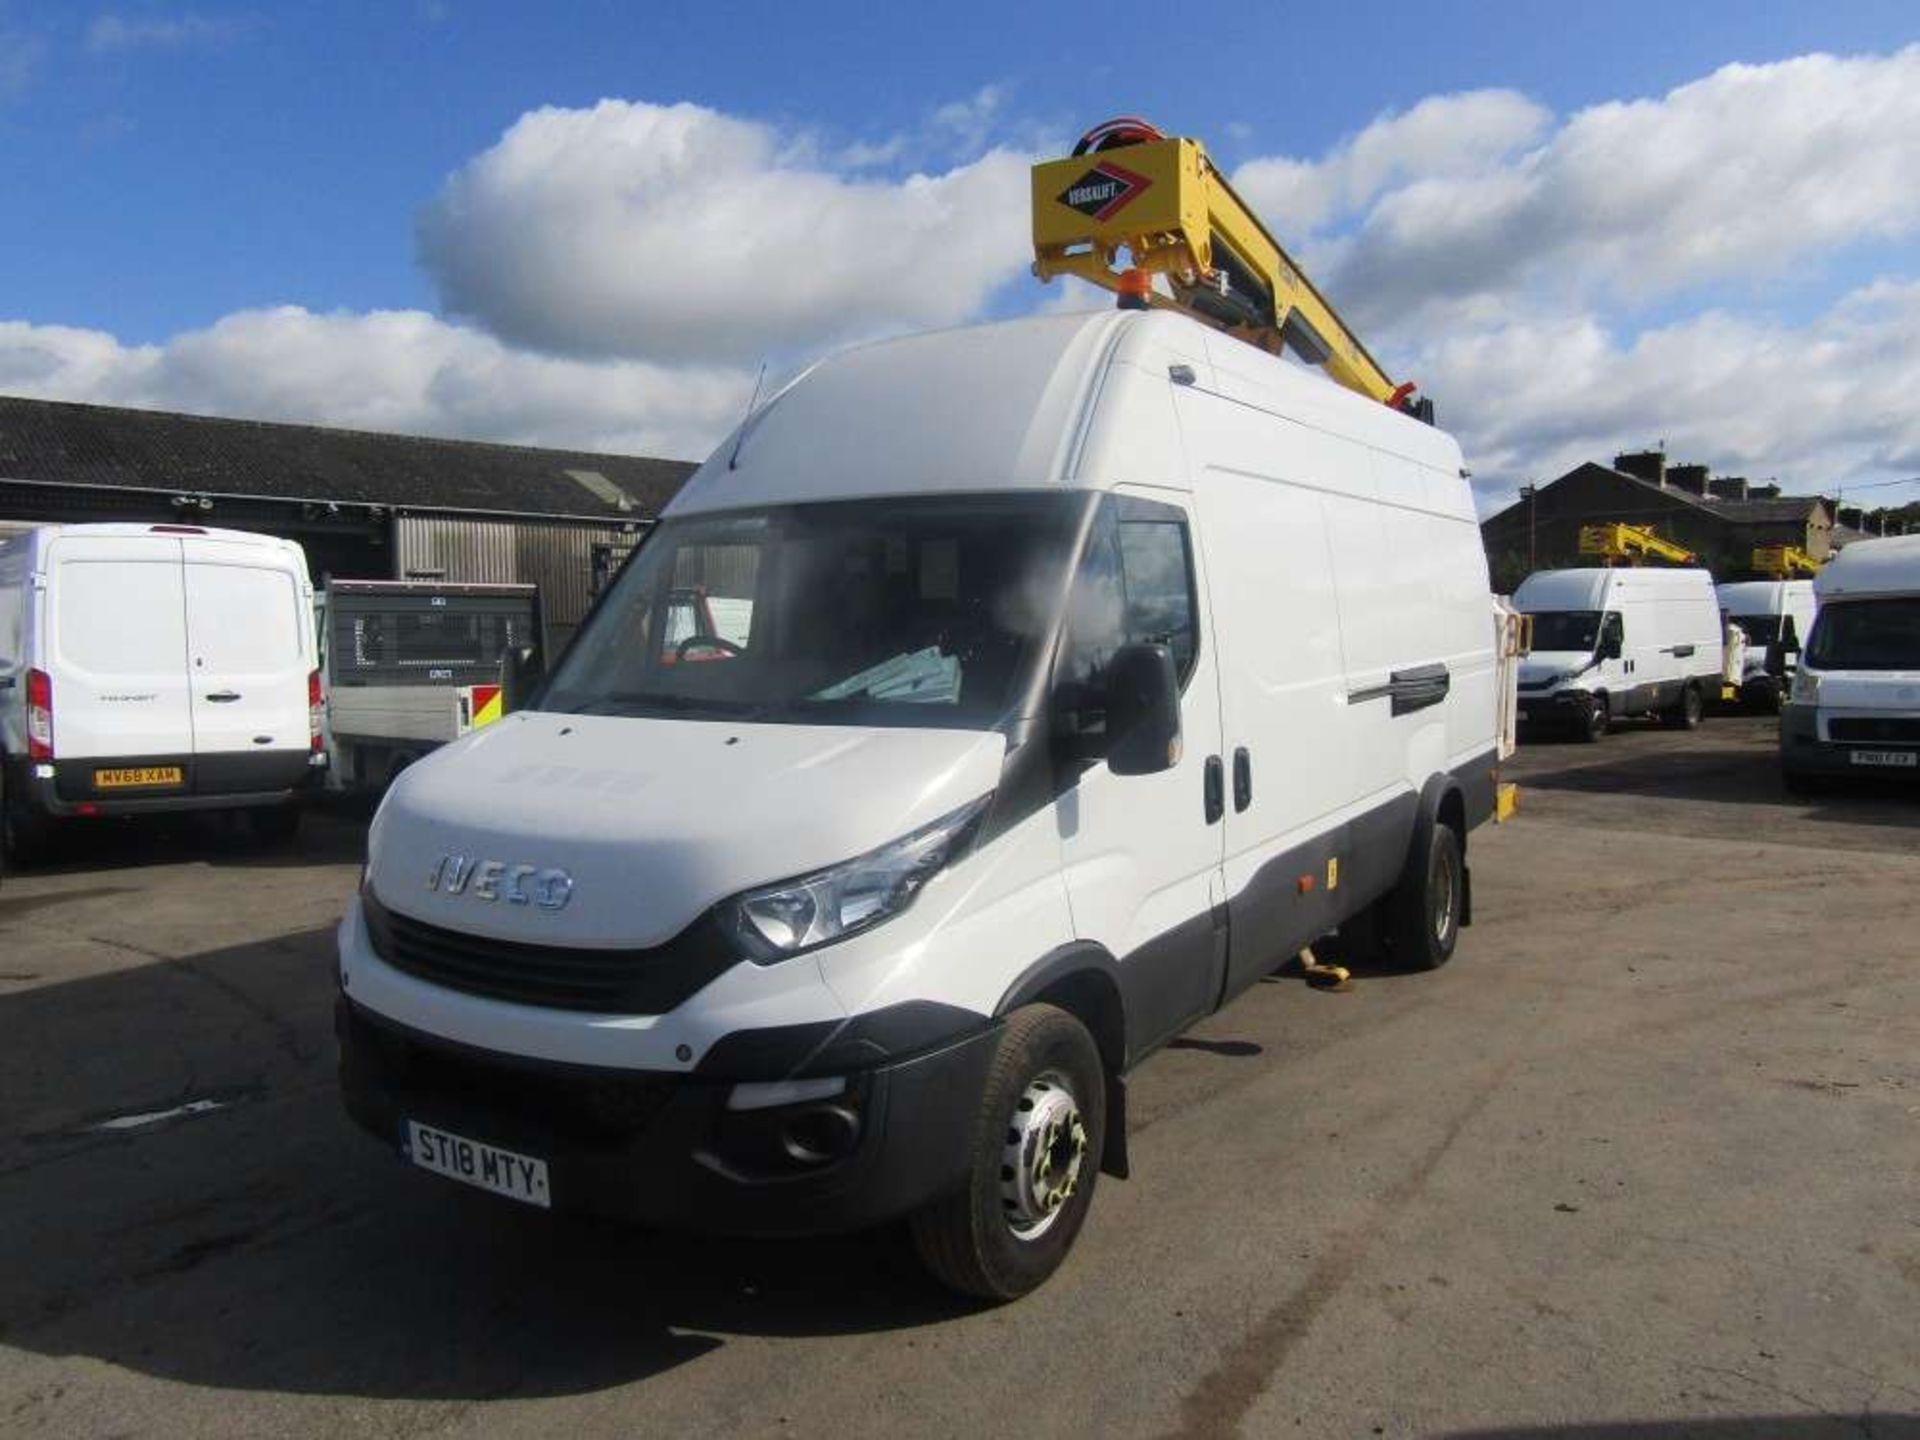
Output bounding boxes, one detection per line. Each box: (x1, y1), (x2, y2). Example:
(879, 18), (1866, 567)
(350, 1006), (683, 1140)
(1829, 717), (1920, 744)
(362, 893), (738, 1015)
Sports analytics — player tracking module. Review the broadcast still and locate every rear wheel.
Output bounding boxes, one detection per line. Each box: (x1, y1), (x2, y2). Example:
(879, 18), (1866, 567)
(246, 803), (302, 846)
(910, 1004), (1105, 1301)
(1383, 820), (1464, 971)
(2, 769), (55, 868)
(1665, 683), (1704, 730)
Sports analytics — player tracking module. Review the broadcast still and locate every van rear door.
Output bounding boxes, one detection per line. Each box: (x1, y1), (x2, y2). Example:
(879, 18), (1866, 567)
(181, 540), (311, 760)
(44, 533), (194, 760)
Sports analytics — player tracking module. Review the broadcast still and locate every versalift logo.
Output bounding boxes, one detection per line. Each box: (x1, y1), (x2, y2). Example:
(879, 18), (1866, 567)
(1057, 160), (1151, 222)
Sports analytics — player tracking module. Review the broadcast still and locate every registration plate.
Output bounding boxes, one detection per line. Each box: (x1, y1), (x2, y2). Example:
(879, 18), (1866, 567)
(1849, 749), (1917, 768)
(94, 766), (183, 789)
(404, 1121), (551, 1208)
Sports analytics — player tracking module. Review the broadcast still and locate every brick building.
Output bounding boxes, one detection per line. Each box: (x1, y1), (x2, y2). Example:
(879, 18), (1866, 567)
(1480, 450), (1835, 592)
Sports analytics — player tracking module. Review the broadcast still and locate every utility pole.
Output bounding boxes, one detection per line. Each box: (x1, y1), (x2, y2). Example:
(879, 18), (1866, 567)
(1519, 484), (1539, 571)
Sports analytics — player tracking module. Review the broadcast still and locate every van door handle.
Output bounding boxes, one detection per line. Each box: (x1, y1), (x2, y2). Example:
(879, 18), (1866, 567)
(204, 691), (243, 703)
(1203, 755), (1224, 824)
(1232, 747), (1252, 812)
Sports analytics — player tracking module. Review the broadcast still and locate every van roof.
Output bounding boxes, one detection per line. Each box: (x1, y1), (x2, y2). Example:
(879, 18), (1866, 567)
(1715, 579), (1814, 614)
(664, 310), (1463, 517)
(1816, 533), (1920, 600)
(1514, 566), (1713, 612)
(12, 522), (307, 557)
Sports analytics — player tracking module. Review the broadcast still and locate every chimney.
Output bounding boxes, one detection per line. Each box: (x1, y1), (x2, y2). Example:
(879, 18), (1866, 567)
(1614, 449), (1667, 487)
(1749, 482), (1780, 499)
(1838, 506), (1864, 530)
(1707, 477), (1749, 501)
(1667, 463), (1710, 496)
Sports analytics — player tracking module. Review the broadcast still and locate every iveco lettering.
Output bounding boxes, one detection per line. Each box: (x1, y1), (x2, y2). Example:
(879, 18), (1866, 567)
(336, 117), (1503, 1300)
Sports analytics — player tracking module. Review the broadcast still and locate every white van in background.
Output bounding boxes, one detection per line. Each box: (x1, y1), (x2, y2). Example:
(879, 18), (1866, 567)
(0, 524), (319, 862)
(1512, 567), (1725, 741)
(1781, 534), (1920, 790)
(1715, 579), (1817, 713)
(335, 309), (1500, 1299)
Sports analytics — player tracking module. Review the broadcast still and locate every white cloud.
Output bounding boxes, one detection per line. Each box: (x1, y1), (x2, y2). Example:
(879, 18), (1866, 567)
(86, 12), (253, 52)
(1240, 49), (1920, 330)
(416, 99), (1033, 365)
(1234, 89), (1550, 238)
(0, 308), (754, 460)
(1398, 281), (1920, 508)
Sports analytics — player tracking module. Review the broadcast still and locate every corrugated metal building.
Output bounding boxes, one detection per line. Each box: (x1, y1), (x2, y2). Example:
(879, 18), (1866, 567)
(0, 396), (696, 648)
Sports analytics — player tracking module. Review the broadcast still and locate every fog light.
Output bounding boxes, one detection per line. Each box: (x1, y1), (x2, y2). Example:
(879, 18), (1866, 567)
(780, 1104), (861, 1166)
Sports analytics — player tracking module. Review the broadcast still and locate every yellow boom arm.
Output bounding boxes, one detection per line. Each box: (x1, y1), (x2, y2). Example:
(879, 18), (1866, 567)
(1579, 523), (1698, 567)
(1031, 118), (1409, 410)
(1751, 544), (1820, 578)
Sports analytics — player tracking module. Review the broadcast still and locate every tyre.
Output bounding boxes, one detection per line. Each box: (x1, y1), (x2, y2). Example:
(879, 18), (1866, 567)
(1579, 693), (1609, 743)
(910, 1004), (1105, 1301)
(2, 773), (56, 868)
(1664, 683), (1704, 730)
(1781, 765), (1824, 797)
(1383, 820), (1463, 971)
(1744, 680), (1780, 716)
(246, 803), (302, 846)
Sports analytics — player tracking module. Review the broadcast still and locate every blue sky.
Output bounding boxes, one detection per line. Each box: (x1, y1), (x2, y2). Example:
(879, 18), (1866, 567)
(3, 2), (1918, 508)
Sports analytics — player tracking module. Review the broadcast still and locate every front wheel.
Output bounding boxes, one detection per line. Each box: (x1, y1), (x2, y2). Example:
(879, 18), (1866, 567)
(1579, 693), (1610, 743)
(910, 1004), (1105, 1301)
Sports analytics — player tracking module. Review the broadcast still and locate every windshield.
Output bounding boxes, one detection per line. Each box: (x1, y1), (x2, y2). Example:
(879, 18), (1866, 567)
(543, 492), (1089, 728)
(1729, 614), (1780, 647)
(1804, 597), (1920, 671)
(1527, 610), (1601, 653)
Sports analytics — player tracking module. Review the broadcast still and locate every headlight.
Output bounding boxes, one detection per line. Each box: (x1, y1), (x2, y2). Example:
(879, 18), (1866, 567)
(726, 795), (993, 962)
(1790, 669), (1821, 705)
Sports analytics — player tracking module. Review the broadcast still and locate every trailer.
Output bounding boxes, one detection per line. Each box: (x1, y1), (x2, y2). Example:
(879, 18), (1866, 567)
(318, 579), (543, 792)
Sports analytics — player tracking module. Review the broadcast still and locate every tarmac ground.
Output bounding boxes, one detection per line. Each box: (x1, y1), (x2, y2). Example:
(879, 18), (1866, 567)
(2, 714), (1916, 1438)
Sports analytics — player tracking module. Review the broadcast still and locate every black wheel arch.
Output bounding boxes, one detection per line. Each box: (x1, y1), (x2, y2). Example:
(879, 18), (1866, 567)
(995, 943), (1130, 1178)
(1406, 771), (1472, 926)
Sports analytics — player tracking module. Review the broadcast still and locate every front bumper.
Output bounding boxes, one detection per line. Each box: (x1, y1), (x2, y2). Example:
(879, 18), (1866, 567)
(1516, 689), (1596, 725)
(1779, 703), (1920, 779)
(336, 995), (998, 1235)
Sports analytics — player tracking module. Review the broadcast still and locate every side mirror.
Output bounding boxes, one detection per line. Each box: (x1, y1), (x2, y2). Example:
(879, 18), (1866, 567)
(500, 645), (546, 714)
(1105, 643), (1182, 776)
(1598, 633), (1623, 661)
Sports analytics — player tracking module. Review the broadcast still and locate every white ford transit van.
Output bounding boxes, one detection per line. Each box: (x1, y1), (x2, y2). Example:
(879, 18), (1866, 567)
(1715, 578), (1817, 713)
(0, 523), (319, 862)
(1780, 534), (1920, 789)
(336, 311), (1500, 1298)
(1512, 567), (1725, 740)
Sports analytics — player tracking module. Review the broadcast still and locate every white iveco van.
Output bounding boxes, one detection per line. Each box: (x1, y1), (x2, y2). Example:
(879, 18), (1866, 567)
(1715, 579), (1817, 713)
(1512, 567), (1725, 741)
(1780, 534), (1920, 790)
(336, 311), (1500, 1298)
(0, 523), (319, 862)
